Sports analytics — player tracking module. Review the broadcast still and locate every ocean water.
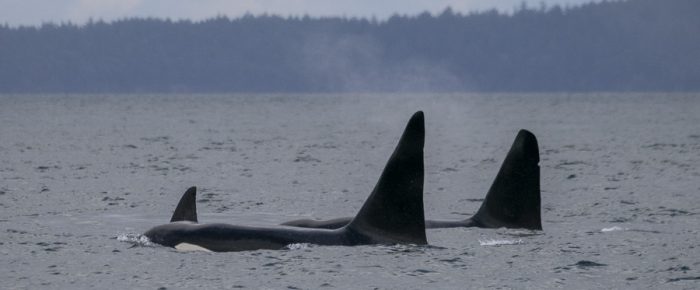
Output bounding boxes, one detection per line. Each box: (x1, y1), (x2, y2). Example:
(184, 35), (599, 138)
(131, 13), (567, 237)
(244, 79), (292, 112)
(1, 93), (698, 289)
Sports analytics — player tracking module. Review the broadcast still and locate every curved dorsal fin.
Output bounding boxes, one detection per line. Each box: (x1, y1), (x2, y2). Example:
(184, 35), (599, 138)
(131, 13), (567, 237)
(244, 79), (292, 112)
(472, 129), (541, 230)
(170, 186), (198, 223)
(346, 111), (427, 244)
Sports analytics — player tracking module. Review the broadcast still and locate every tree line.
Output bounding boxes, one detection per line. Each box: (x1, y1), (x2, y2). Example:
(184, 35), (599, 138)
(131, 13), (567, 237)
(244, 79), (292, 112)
(0, 0), (698, 92)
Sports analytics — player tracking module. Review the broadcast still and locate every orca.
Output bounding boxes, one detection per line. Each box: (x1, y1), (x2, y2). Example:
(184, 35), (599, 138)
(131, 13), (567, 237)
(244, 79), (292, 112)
(144, 111), (427, 252)
(281, 129), (542, 231)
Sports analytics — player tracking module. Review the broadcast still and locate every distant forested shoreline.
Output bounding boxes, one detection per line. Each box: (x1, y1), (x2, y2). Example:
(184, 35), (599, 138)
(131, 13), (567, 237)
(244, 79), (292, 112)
(1, 0), (698, 93)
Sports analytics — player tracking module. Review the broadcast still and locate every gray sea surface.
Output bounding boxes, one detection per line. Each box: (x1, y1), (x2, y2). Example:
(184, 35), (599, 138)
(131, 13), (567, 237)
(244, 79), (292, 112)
(1, 93), (699, 289)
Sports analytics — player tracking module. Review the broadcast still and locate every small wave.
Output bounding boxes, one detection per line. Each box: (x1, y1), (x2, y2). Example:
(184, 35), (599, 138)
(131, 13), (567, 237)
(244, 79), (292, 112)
(116, 233), (154, 247)
(601, 226), (627, 232)
(555, 260), (607, 271)
(503, 229), (544, 237)
(667, 276), (700, 283)
(377, 243), (438, 254)
(572, 260), (607, 268)
(479, 239), (524, 246)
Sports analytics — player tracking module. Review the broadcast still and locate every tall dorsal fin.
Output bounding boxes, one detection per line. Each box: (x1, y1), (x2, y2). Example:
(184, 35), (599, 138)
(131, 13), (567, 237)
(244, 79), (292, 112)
(472, 129), (542, 230)
(346, 111), (427, 244)
(170, 186), (198, 223)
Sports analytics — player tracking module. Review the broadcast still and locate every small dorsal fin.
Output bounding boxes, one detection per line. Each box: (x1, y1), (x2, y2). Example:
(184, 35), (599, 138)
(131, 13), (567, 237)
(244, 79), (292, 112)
(346, 111), (427, 244)
(472, 129), (542, 230)
(170, 186), (198, 223)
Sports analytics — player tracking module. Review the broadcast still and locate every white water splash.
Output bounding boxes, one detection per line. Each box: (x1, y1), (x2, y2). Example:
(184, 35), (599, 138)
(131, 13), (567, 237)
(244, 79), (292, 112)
(479, 239), (524, 246)
(286, 243), (311, 250)
(601, 226), (628, 232)
(116, 233), (154, 246)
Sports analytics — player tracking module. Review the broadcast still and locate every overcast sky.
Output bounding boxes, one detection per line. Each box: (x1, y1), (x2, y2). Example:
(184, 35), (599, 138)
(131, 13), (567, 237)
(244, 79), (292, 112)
(1, 0), (601, 26)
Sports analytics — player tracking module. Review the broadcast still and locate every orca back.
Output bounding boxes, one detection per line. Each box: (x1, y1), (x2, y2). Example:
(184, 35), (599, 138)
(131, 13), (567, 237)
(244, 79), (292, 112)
(281, 217), (352, 229)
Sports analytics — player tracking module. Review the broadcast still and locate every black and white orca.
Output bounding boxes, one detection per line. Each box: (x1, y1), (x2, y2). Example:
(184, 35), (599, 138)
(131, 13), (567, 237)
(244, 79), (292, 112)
(282, 129), (542, 231)
(144, 111), (427, 252)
